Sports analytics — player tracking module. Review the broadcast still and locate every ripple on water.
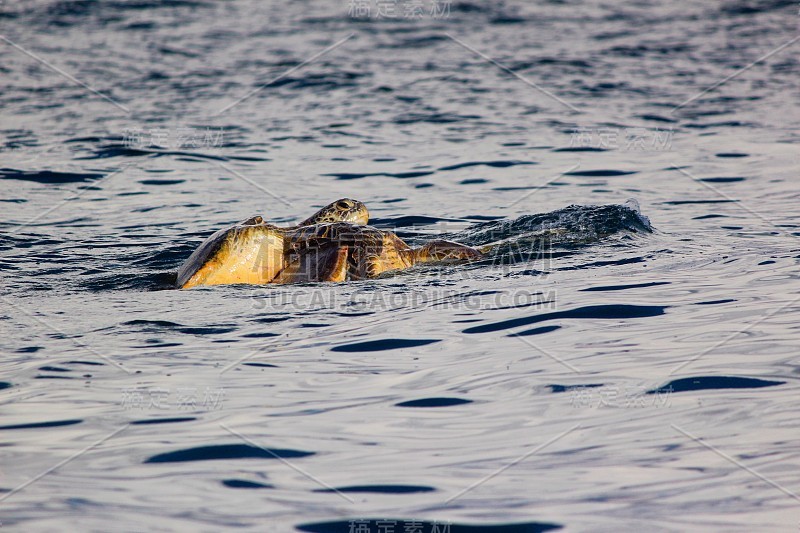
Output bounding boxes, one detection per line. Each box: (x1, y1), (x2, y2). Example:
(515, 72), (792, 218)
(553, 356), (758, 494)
(463, 305), (667, 334)
(636, 114), (677, 123)
(130, 417), (197, 425)
(144, 444), (314, 463)
(692, 214), (729, 220)
(395, 397), (473, 408)
(122, 319), (237, 335)
(63, 360), (105, 366)
(369, 215), (465, 228)
(510, 325), (561, 337)
(564, 169), (637, 177)
(138, 179), (186, 186)
(557, 257), (648, 270)
(393, 112), (482, 124)
(663, 200), (737, 205)
(0, 168), (104, 183)
(313, 485), (436, 494)
(693, 299), (737, 305)
(0, 419), (82, 430)
(699, 177), (746, 183)
(579, 282), (671, 292)
(79, 143), (230, 161)
(221, 479), (274, 489)
(551, 146), (608, 153)
(648, 376), (786, 394)
(38, 365), (71, 372)
(242, 362), (279, 368)
(331, 338), (441, 352)
(437, 160), (537, 171)
(548, 384), (604, 393)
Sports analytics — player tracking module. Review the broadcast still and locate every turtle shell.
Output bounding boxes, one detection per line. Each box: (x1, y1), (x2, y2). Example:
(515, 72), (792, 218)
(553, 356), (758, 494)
(285, 222), (371, 250)
(283, 223), (414, 280)
(177, 217), (284, 288)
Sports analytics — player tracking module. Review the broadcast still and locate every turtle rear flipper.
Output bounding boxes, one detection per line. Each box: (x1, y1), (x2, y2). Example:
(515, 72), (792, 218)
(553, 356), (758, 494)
(413, 240), (483, 263)
(273, 243), (349, 284)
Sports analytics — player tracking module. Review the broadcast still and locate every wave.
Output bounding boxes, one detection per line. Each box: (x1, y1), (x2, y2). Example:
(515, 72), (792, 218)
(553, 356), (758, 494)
(438, 202), (652, 257)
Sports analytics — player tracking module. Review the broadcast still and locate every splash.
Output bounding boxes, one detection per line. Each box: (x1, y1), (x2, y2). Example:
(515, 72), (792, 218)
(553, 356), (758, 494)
(437, 203), (653, 263)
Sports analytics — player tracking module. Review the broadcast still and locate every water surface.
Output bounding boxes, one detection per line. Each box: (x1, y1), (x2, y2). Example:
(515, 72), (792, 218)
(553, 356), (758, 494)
(1, 0), (799, 531)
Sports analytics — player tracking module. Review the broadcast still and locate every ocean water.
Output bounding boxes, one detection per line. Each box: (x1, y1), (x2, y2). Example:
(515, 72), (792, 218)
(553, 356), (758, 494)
(1, 1), (799, 531)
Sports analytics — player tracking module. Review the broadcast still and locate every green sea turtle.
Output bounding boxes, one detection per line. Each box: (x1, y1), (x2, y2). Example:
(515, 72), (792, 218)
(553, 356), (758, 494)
(176, 199), (482, 289)
(273, 222), (483, 284)
(176, 198), (369, 289)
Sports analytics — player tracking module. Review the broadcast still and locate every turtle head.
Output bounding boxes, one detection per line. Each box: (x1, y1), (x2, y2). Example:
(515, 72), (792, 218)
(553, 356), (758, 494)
(298, 198), (369, 226)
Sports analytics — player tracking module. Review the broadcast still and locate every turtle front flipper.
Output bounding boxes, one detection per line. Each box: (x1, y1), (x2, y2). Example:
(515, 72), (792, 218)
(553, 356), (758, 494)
(273, 243), (349, 284)
(413, 240), (483, 263)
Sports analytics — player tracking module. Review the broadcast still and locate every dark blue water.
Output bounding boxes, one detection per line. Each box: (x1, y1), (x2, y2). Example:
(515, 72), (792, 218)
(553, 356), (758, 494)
(2, 1), (799, 531)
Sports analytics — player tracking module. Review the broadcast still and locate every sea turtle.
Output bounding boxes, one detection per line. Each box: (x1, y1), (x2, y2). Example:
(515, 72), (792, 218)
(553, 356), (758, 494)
(176, 200), (482, 288)
(273, 222), (483, 284)
(176, 198), (369, 289)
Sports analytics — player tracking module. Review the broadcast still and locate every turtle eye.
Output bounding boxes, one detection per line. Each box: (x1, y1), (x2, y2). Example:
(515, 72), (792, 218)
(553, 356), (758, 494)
(337, 200), (353, 210)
